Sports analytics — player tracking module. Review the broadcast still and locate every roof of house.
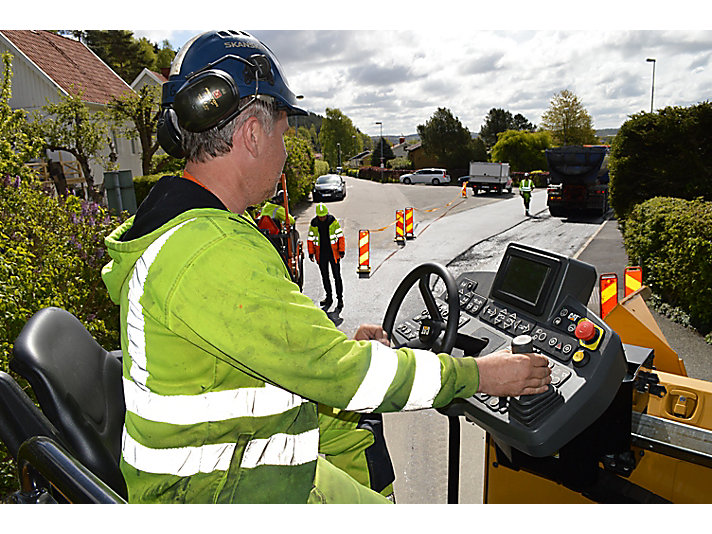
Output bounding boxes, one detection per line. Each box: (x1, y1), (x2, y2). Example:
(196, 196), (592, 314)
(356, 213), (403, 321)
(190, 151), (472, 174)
(0, 30), (133, 105)
(130, 67), (168, 89)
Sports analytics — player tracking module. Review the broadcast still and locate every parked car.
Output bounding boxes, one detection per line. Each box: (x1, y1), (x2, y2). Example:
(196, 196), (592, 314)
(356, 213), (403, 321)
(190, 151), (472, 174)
(399, 168), (451, 185)
(313, 174), (346, 201)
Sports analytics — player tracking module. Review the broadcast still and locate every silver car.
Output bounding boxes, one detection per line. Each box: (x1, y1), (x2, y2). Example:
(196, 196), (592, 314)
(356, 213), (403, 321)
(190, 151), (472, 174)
(399, 168), (451, 185)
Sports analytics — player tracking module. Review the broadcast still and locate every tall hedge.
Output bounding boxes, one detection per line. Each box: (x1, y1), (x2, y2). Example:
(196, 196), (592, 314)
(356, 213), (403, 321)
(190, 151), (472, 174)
(609, 102), (712, 219)
(0, 174), (127, 496)
(623, 196), (712, 333)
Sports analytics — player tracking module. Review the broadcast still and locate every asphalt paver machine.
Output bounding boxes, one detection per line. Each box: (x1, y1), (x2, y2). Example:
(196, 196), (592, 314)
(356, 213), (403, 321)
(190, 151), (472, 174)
(384, 243), (712, 503)
(1, 243), (711, 503)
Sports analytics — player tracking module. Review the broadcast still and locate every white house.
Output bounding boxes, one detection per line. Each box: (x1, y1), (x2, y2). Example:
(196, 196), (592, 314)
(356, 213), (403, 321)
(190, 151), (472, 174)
(0, 30), (143, 191)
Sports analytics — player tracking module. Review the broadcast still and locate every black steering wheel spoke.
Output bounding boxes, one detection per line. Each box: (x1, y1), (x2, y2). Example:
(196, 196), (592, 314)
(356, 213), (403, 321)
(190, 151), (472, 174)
(383, 263), (460, 354)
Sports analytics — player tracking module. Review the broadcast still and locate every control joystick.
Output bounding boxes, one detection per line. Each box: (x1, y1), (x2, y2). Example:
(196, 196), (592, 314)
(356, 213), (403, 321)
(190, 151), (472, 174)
(511, 335), (534, 354)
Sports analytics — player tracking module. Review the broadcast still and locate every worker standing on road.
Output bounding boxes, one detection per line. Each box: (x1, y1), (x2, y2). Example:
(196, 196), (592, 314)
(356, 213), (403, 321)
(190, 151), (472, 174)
(102, 30), (551, 505)
(520, 172), (534, 216)
(308, 203), (345, 310)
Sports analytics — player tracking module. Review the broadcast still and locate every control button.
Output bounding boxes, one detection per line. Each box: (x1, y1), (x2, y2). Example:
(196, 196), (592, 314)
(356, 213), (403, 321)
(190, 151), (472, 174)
(572, 350), (590, 368)
(548, 336), (558, 348)
(559, 307), (569, 317)
(562, 343), (573, 356)
(575, 320), (597, 342)
(553, 317), (562, 327)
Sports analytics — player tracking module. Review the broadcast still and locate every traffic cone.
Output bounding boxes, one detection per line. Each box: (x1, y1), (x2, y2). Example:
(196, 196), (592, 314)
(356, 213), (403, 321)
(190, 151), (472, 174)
(600, 273), (618, 319)
(395, 210), (405, 244)
(404, 207), (415, 239)
(461, 181), (468, 198)
(358, 230), (371, 276)
(624, 266), (643, 297)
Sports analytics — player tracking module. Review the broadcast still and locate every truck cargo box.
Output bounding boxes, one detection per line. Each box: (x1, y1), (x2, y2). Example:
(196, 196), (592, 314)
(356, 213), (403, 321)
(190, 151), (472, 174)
(546, 146), (609, 185)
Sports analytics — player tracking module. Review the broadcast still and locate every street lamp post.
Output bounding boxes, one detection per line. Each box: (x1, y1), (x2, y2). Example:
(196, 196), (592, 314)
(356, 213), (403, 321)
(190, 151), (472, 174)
(337, 142), (341, 170)
(646, 58), (656, 113)
(375, 121), (383, 181)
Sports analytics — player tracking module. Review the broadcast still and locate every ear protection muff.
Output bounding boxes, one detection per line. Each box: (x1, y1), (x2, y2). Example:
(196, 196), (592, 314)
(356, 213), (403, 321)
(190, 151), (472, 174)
(173, 69), (242, 133)
(157, 108), (185, 159)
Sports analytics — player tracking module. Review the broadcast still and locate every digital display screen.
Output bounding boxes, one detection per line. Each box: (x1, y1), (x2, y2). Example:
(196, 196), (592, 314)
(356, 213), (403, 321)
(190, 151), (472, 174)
(498, 256), (551, 307)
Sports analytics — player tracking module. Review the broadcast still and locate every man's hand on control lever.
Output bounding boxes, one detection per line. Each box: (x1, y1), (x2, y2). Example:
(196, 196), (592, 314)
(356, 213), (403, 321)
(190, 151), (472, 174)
(475, 349), (551, 397)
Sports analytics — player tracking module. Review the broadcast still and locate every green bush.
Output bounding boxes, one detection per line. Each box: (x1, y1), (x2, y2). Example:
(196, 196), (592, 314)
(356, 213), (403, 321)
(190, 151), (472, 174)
(609, 102), (712, 219)
(623, 196), (712, 334)
(284, 135), (316, 204)
(0, 173), (127, 497)
(314, 159), (329, 178)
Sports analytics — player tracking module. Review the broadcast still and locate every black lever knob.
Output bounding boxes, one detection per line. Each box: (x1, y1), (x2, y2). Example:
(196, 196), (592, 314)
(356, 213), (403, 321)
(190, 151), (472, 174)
(512, 334), (533, 354)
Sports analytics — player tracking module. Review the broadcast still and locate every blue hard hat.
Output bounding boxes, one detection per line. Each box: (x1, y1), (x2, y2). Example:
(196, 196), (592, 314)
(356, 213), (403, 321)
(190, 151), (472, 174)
(157, 30), (306, 157)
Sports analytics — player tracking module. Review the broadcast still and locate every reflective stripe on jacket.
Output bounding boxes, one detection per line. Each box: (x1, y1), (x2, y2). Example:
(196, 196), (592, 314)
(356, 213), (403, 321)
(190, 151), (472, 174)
(101, 209), (481, 503)
(307, 215), (345, 263)
(519, 178), (534, 193)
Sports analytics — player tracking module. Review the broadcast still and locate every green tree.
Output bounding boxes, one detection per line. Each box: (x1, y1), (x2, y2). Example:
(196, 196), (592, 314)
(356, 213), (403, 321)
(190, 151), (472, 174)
(31, 90), (110, 203)
(0, 53), (43, 179)
(418, 107), (475, 169)
(370, 137), (395, 167)
(156, 40), (176, 69)
(540, 89), (597, 146)
(512, 113), (535, 131)
(84, 30), (152, 84)
(491, 130), (552, 172)
(107, 84), (162, 175)
(609, 102), (712, 218)
(479, 108), (514, 148)
(318, 108), (361, 168)
(479, 108), (535, 149)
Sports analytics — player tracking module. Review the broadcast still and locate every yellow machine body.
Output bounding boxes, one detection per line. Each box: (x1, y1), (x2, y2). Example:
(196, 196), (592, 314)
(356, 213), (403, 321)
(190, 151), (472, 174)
(484, 286), (712, 503)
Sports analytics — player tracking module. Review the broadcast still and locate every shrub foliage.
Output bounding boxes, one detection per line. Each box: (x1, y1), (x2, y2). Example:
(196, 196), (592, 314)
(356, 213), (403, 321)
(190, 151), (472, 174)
(623, 196), (712, 334)
(0, 174), (127, 496)
(609, 102), (712, 219)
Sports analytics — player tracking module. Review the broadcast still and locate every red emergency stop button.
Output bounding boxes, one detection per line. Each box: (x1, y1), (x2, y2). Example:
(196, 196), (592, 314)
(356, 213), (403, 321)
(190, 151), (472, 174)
(575, 319), (597, 341)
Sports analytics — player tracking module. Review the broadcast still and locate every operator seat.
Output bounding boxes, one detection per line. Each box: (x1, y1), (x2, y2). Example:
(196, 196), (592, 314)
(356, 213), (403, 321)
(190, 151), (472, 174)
(11, 307), (127, 498)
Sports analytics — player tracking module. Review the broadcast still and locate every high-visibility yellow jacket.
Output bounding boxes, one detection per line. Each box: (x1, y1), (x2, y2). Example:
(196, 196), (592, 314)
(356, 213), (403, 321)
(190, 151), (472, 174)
(101, 176), (480, 503)
(307, 214), (345, 263)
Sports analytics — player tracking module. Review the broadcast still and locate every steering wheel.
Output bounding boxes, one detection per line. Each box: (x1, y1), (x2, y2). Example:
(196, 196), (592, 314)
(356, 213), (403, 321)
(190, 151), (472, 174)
(382, 262), (460, 354)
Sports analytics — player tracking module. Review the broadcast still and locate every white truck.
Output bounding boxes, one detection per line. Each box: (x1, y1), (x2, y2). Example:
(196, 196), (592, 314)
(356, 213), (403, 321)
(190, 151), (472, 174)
(460, 162), (513, 194)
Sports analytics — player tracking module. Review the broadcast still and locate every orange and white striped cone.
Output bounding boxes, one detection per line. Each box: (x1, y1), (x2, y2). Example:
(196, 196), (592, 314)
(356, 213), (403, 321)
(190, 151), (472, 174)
(357, 230), (371, 275)
(600, 273), (618, 319)
(404, 207), (415, 239)
(624, 266), (643, 297)
(395, 210), (405, 243)
(461, 181), (468, 198)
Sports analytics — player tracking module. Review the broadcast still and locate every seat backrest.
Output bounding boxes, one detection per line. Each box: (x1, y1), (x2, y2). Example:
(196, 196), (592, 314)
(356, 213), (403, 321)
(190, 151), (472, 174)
(11, 307), (127, 498)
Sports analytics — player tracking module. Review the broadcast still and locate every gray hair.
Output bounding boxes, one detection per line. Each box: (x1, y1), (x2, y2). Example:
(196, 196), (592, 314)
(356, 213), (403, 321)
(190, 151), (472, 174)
(181, 96), (281, 163)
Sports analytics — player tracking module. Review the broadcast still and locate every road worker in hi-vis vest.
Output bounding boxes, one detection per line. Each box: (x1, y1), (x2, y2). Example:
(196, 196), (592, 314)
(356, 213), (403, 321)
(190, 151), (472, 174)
(308, 202), (345, 310)
(102, 29), (550, 504)
(519, 172), (534, 216)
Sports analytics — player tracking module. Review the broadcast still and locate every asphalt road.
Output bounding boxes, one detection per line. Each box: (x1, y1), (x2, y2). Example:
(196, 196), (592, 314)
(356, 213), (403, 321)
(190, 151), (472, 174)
(289, 177), (604, 502)
(288, 175), (711, 503)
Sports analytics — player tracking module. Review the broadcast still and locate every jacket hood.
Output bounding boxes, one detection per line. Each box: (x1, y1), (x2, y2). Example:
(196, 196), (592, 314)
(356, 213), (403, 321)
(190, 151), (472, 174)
(102, 211), (204, 304)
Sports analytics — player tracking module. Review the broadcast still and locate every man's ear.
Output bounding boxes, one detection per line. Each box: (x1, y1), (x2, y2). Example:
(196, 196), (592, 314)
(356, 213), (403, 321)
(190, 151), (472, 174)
(236, 116), (261, 159)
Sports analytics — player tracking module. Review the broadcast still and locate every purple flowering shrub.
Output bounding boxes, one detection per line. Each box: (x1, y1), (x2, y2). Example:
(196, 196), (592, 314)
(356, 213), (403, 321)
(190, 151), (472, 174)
(0, 174), (127, 496)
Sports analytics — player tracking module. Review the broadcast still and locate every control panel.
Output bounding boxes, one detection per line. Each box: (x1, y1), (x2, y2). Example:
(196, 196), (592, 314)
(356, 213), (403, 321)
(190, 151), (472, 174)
(391, 243), (628, 457)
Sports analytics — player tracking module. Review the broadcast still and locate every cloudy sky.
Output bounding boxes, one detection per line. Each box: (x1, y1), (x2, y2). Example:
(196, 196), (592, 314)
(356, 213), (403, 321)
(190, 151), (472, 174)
(11, 2), (712, 138)
(134, 26), (712, 138)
